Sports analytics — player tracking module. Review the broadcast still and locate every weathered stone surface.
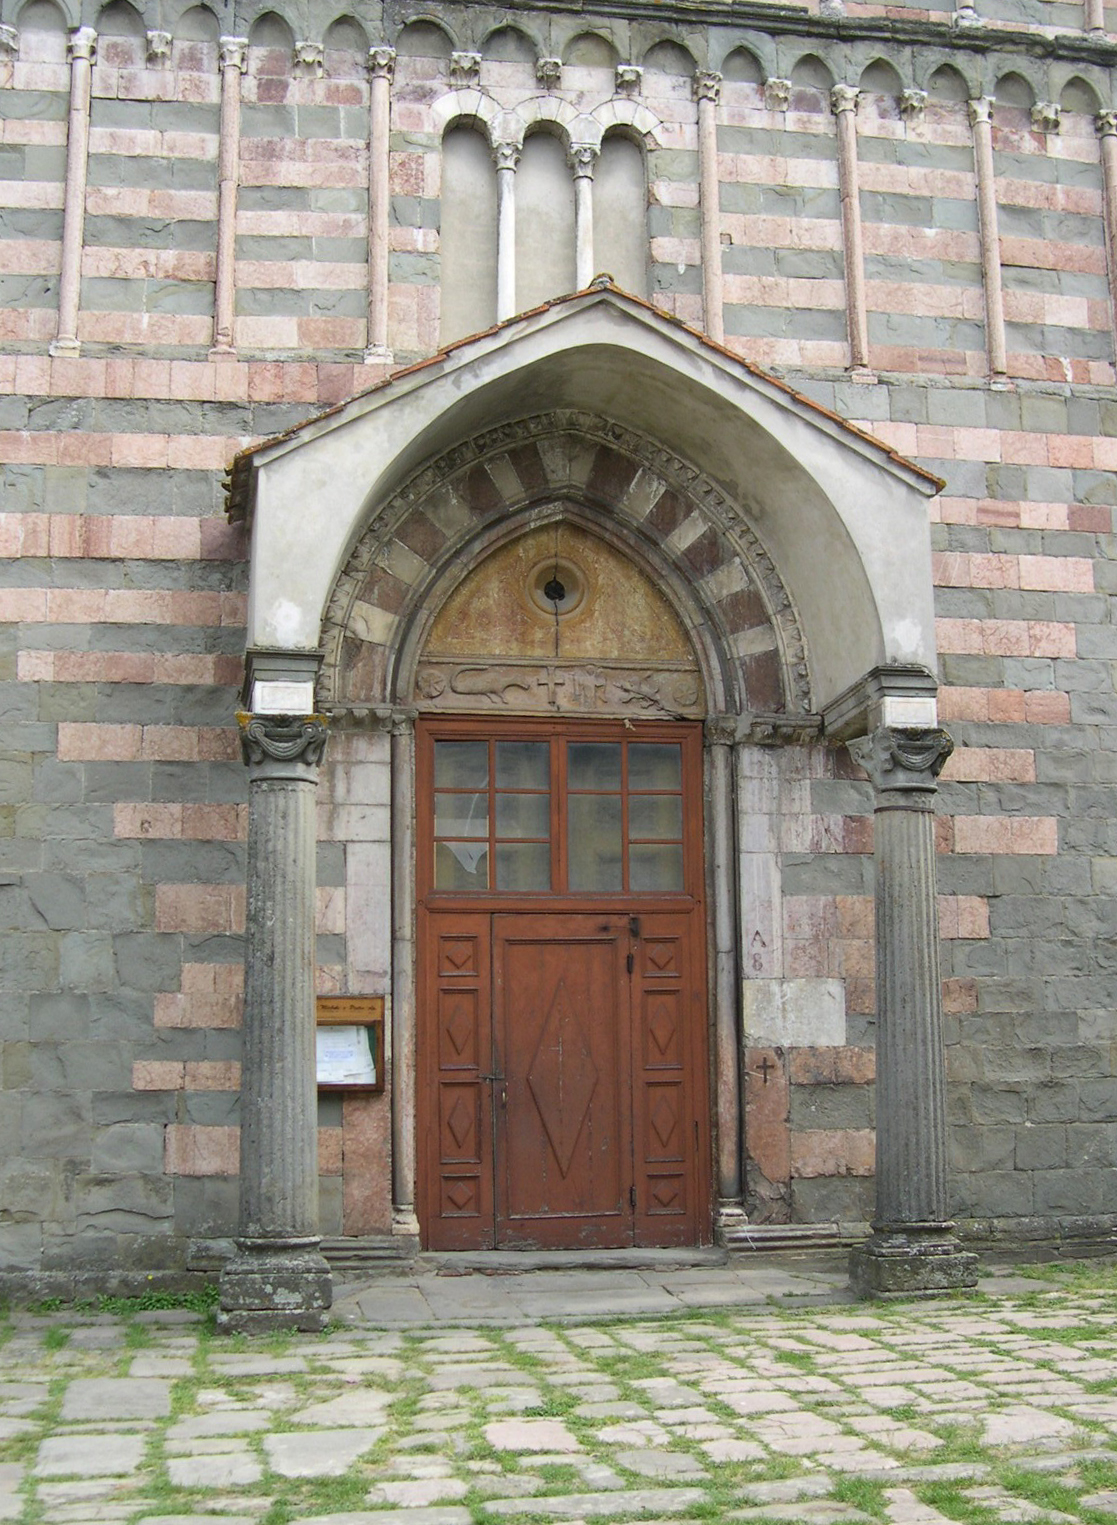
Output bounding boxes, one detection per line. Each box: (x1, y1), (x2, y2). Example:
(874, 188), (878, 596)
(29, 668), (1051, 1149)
(61, 1378), (171, 1421)
(35, 1435), (146, 1477)
(484, 1418), (581, 1453)
(263, 1428), (382, 1477)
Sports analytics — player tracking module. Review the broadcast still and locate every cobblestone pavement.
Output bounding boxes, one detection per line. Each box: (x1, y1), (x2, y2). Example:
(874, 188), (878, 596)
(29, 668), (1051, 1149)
(2, 1259), (1117, 1525)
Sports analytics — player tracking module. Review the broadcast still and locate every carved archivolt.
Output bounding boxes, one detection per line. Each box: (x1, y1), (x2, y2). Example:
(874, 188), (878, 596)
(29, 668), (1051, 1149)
(319, 411), (812, 717)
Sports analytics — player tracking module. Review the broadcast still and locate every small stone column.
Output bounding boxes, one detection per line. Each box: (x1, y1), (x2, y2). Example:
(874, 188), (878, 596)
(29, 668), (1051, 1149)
(1095, 112), (1117, 349)
(218, 715), (333, 1333)
(494, 142), (520, 321)
(695, 70), (724, 343)
(365, 45), (395, 362)
(831, 84), (872, 377)
(847, 727), (978, 1298)
(50, 26), (96, 358)
(569, 144), (598, 291)
(706, 717), (744, 1224)
(969, 97), (1008, 382)
(211, 36), (247, 357)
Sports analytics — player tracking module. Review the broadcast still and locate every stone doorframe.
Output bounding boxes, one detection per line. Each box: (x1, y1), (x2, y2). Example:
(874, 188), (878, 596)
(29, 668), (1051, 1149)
(219, 288), (978, 1328)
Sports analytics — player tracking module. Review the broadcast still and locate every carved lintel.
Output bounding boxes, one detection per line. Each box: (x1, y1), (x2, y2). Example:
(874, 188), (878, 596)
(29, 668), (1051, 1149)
(294, 40), (323, 76)
(830, 83), (860, 116)
(368, 45), (395, 79)
(1096, 110), (1117, 139)
(414, 660), (704, 718)
(848, 726), (953, 798)
(239, 714), (328, 768)
(449, 50), (480, 87)
(694, 69), (721, 105)
(145, 29), (171, 64)
(0, 23), (18, 56)
(492, 140), (520, 173)
(1031, 101), (1061, 134)
(68, 26), (96, 64)
(900, 88), (927, 120)
(536, 56), (561, 88)
(764, 77), (791, 111)
(219, 35), (248, 73)
(615, 63), (642, 95)
(568, 143), (598, 178)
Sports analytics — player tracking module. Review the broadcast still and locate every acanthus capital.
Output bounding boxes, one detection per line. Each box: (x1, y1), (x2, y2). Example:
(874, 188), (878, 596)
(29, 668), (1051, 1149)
(830, 83), (861, 116)
(368, 44), (395, 78)
(694, 69), (721, 104)
(218, 35), (248, 72)
(492, 141), (520, 172)
(0, 23), (18, 55)
(1096, 109), (1117, 138)
(239, 713), (329, 770)
(848, 725), (954, 796)
(968, 95), (994, 127)
(568, 142), (598, 177)
(68, 26), (97, 63)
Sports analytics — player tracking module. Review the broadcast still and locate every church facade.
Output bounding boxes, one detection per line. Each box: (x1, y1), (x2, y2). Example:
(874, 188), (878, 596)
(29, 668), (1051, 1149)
(1, 0), (1115, 1323)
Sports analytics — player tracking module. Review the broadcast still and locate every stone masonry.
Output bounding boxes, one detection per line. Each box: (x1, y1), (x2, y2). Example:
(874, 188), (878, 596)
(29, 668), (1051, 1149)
(1, 0), (1117, 1287)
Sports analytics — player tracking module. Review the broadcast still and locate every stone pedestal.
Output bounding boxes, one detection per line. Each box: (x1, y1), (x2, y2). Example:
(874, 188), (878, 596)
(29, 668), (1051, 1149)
(218, 715), (333, 1333)
(847, 727), (978, 1299)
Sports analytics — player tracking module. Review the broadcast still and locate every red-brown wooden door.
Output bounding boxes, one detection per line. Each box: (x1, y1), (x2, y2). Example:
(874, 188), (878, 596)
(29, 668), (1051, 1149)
(417, 718), (710, 1251)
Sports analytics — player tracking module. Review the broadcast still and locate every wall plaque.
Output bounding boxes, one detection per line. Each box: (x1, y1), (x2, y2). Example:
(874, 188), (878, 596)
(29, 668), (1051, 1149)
(315, 996), (385, 1092)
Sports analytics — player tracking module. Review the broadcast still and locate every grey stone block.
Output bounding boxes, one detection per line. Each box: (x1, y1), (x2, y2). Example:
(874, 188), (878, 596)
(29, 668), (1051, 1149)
(91, 1124), (165, 1174)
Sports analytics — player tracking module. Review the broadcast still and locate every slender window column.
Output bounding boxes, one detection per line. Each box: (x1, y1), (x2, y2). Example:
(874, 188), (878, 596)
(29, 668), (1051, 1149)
(706, 717), (744, 1225)
(218, 715), (333, 1333)
(569, 143), (598, 290)
(1095, 111), (1117, 353)
(847, 727), (979, 1299)
(211, 37), (247, 358)
(969, 96), (1008, 381)
(695, 70), (723, 343)
(365, 45), (395, 362)
(50, 26), (96, 358)
(831, 84), (872, 376)
(494, 141), (520, 321)
(390, 712), (420, 1237)
(1086, 0), (1105, 32)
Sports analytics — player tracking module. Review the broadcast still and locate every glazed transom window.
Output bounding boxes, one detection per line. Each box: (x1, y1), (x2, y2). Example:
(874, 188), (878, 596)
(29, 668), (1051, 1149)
(431, 736), (685, 894)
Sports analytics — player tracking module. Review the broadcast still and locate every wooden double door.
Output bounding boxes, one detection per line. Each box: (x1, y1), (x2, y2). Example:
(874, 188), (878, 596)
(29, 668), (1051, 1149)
(417, 719), (711, 1250)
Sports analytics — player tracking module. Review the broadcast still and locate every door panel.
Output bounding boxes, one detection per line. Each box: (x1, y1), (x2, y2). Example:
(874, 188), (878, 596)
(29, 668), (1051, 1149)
(494, 916), (631, 1247)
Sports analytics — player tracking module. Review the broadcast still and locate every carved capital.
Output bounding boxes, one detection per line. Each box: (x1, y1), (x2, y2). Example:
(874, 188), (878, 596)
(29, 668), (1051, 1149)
(848, 726), (953, 798)
(368, 44), (395, 79)
(449, 50), (480, 87)
(764, 76), (791, 111)
(219, 35), (248, 73)
(239, 715), (328, 769)
(830, 83), (860, 116)
(694, 69), (721, 104)
(0, 23), (18, 56)
(704, 714), (739, 747)
(568, 142), (598, 178)
(67, 26), (96, 64)
(1097, 109), (1117, 139)
(968, 95), (994, 128)
(615, 63), (642, 96)
(536, 56), (561, 88)
(492, 140), (520, 172)
(1031, 100), (1060, 133)
(953, 2), (982, 26)
(294, 39), (323, 76)
(900, 88), (927, 120)
(145, 29), (171, 64)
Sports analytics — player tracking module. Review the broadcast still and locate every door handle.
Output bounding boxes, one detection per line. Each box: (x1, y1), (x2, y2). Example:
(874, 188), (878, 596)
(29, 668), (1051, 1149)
(479, 1073), (507, 1106)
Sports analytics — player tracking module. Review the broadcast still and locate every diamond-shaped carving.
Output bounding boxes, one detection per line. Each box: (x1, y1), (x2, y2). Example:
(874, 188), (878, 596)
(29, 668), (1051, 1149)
(444, 940), (472, 970)
(527, 979), (599, 1178)
(444, 999), (472, 1056)
(648, 1001), (675, 1056)
(446, 1179), (473, 1209)
(650, 1095), (677, 1148)
(652, 1178), (680, 1207)
(647, 942), (676, 971)
(446, 1095), (472, 1148)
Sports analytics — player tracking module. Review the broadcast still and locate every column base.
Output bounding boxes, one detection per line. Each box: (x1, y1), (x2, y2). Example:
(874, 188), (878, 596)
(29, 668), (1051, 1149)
(49, 337), (80, 358)
(217, 1237), (333, 1333)
(363, 344), (393, 365)
(849, 1225), (978, 1300)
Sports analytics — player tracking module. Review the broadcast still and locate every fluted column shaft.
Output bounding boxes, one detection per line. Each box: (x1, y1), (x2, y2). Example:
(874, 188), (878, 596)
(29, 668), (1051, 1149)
(365, 46), (394, 361)
(51, 26), (96, 358)
(219, 715), (332, 1333)
(847, 727), (978, 1298)
(969, 97), (1008, 380)
(695, 71), (724, 343)
(212, 37), (246, 356)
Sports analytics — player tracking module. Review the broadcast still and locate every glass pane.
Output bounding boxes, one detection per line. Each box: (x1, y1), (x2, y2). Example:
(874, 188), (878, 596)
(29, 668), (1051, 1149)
(496, 792), (549, 840)
(434, 740), (488, 788)
(628, 742), (682, 791)
(435, 841), (489, 890)
(496, 740), (549, 790)
(568, 794), (623, 891)
(568, 742), (621, 791)
(495, 841), (551, 891)
(434, 791), (488, 838)
(630, 844), (684, 892)
(629, 794), (683, 841)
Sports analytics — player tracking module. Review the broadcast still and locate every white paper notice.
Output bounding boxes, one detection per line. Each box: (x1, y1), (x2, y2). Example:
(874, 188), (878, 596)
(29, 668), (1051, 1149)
(316, 1025), (377, 1085)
